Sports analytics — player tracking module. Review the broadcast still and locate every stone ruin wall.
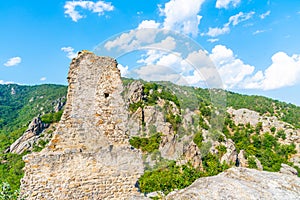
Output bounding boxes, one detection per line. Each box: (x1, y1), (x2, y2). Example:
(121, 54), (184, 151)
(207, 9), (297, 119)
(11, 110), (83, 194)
(20, 51), (144, 199)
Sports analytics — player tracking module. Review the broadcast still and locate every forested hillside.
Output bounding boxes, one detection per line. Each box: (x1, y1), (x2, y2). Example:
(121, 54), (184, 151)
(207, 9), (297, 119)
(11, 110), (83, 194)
(0, 81), (299, 198)
(0, 84), (66, 194)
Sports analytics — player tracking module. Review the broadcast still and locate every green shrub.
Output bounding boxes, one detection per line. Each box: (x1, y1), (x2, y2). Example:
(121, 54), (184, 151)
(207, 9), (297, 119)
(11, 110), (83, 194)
(138, 161), (202, 195)
(129, 133), (162, 153)
(0, 181), (20, 200)
(270, 126), (276, 133)
(0, 153), (25, 191)
(248, 156), (257, 169)
(40, 110), (63, 124)
(129, 101), (143, 113)
(255, 122), (263, 134)
(276, 129), (286, 140)
(216, 145), (227, 157)
(202, 153), (229, 176)
(193, 132), (203, 149)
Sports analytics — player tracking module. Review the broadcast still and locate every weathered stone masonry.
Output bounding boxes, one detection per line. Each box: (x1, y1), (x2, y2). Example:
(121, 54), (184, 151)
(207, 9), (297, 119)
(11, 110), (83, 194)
(20, 51), (144, 199)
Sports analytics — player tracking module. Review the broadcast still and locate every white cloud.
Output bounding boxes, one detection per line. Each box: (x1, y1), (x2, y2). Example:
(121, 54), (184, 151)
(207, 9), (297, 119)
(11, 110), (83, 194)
(135, 49), (216, 86)
(137, 20), (161, 29)
(147, 36), (177, 51)
(135, 51), (184, 82)
(103, 23), (176, 53)
(228, 11), (255, 26)
(137, 50), (164, 66)
(61, 47), (78, 59)
(210, 45), (255, 89)
(103, 19), (163, 52)
(207, 38), (219, 43)
(216, 0), (241, 9)
(208, 45), (300, 90)
(134, 64), (182, 83)
(260, 10), (271, 19)
(206, 26), (230, 37)
(253, 29), (266, 35)
(206, 11), (254, 37)
(0, 80), (15, 84)
(117, 64), (129, 77)
(159, 0), (205, 36)
(104, 30), (138, 51)
(64, 0), (114, 22)
(4, 57), (22, 67)
(40, 77), (47, 81)
(244, 52), (300, 90)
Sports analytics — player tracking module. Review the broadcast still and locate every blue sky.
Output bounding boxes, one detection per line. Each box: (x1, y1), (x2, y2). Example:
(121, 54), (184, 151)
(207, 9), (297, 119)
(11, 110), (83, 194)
(1, 0), (300, 106)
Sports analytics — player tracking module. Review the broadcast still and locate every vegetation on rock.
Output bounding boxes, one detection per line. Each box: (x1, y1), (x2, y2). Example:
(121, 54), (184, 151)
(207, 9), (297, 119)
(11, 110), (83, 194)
(129, 133), (162, 153)
(1, 79), (300, 198)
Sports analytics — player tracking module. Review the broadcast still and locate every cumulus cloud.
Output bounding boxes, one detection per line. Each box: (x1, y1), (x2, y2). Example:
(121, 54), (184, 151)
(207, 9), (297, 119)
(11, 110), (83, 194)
(103, 24), (176, 53)
(159, 0), (205, 36)
(209, 45), (300, 90)
(216, 0), (241, 9)
(103, 0), (206, 53)
(244, 52), (300, 90)
(147, 36), (177, 51)
(4, 57), (22, 67)
(64, 0), (114, 22)
(206, 11), (254, 37)
(103, 29), (159, 52)
(210, 45), (255, 89)
(260, 10), (271, 19)
(135, 49), (216, 87)
(137, 20), (161, 29)
(40, 77), (47, 81)
(61, 47), (78, 59)
(117, 64), (129, 77)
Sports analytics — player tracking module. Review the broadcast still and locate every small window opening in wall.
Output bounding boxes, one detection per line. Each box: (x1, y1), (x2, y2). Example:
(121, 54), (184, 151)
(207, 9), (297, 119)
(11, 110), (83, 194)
(104, 93), (109, 98)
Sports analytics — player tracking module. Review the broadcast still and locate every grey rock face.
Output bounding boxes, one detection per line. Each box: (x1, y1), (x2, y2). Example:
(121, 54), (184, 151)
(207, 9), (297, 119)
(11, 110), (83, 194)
(125, 80), (144, 104)
(182, 141), (202, 169)
(53, 97), (66, 112)
(166, 167), (300, 200)
(8, 117), (49, 154)
(20, 51), (144, 199)
(237, 150), (248, 167)
(220, 139), (237, 165)
(280, 163), (298, 176)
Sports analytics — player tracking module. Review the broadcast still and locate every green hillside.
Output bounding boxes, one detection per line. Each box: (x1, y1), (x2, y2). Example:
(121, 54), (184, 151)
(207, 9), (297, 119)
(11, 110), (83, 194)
(0, 84), (67, 193)
(155, 80), (300, 128)
(0, 81), (299, 198)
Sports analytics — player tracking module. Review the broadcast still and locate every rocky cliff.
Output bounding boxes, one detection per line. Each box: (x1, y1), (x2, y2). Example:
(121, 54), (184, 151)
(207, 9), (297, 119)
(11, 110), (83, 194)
(20, 51), (144, 199)
(7, 117), (49, 154)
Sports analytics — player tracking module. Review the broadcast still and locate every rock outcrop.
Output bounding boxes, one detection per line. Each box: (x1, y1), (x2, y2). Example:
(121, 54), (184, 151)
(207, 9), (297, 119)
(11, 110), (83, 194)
(20, 51), (144, 199)
(166, 167), (300, 200)
(280, 163), (298, 176)
(228, 107), (300, 167)
(7, 117), (49, 154)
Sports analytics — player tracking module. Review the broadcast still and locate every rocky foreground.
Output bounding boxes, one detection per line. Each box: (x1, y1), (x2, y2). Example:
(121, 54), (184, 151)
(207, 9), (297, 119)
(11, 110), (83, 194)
(165, 167), (300, 200)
